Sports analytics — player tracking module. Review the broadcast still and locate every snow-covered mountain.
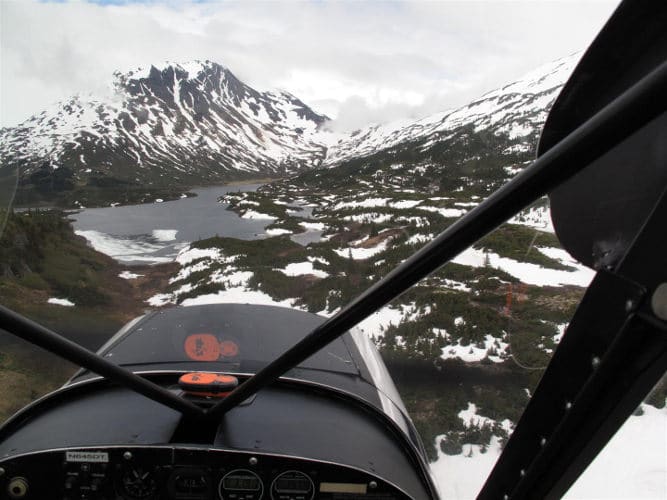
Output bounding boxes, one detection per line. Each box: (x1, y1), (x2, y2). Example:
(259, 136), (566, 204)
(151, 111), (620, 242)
(324, 54), (579, 166)
(0, 54), (579, 206)
(0, 60), (328, 189)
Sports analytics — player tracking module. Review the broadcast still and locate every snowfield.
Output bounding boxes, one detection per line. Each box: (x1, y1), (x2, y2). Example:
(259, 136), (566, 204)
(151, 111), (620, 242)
(276, 261), (329, 279)
(118, 270), (143, 279)
(452, 247), (594, 287)
(75, 229), (176, 263)
(180, 288), (300, 309)
(47, 297), (75, 307)
(431, 404), (667, 499)
(151, 229), (178, 241)
(440, 334), (508, 363)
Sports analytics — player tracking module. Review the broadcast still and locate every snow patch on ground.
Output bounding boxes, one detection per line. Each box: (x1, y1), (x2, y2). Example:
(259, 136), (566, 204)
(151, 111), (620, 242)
(119, 271), (143, 279)
(537, 246), (581, 268)
(407, 234), (434, 245)
(266, 228), (293, 236)
(151, 229), (178, 241)
(333, 197), (390, 210)
(431, 404), (512, 499)
(458, 403), (496, 428)
(431, 435), (504, 499)
(241, 210), (277, 221)
(334, 238), (392, 260)
(443, 279), (471, 292)
(175, 247), (222, 266)
(209, 270), (253, 287)
(343, 212), (393, 224)
(565, 405), (667, 499)
(300, 221), (326, 231)
(390, 200), (422, 209)
(355, 303), (429, 339)
(418, 206), (467, 218)
(47, 297), (75, 307)
(276, 261), (329, 279)
(356, 308), (405, 339)
(180, 288), (301, 310)
(452, 247), (594, 287)
(75, 230), (173, 264)
(554, 323), (568, 344)
(430, 405), (666, 499)
(510, 205), (554, 232)
(169, 259), (213, 284)
(441, 334), (508, 363)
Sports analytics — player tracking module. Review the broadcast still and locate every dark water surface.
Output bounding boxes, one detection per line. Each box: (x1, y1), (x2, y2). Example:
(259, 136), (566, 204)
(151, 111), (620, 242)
(69, 184), (269, 264)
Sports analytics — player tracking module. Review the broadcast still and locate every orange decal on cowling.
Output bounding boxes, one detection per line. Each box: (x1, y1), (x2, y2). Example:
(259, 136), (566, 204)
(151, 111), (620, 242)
(178, 372), (239, 397)
(184, 334), (221, 361)
(219, 340), (239, 358)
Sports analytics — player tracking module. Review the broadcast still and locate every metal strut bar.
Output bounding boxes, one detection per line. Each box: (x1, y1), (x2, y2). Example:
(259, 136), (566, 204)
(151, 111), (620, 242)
(205, 61), (667, 421)
(477, 187), (667, 499)
(0, 305), (205, 419)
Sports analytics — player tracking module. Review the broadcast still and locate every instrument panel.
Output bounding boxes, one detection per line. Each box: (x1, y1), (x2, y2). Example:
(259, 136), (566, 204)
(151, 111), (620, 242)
(0, 446), (412, 500)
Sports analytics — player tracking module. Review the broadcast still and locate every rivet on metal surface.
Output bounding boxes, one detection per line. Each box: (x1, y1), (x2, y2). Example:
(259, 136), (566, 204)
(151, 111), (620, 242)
(591, 356), (601, 369)
(503, 494), (509, 500)
(565, 401), (573, 410)
(520, 469), (526, 477)
(248, 457), (258, 466)
(651, 283), (667, 321)
(369, 481), (378, 489)
(123, 451), (133, 461)
(540, 437), (547, 447)
(625, 299), (636, 312)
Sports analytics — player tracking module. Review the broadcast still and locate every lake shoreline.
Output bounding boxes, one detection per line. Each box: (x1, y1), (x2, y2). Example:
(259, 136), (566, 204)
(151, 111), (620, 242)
(68, 182), (274, 266)
(10, 177), (282, 211)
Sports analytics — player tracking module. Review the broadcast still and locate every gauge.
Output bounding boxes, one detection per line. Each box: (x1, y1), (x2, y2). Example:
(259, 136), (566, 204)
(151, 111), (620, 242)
(270, 471), (314, 500)
(118, 465), (158, 499)
(168, 467), (211, 497)
(219, 469), (263, 500)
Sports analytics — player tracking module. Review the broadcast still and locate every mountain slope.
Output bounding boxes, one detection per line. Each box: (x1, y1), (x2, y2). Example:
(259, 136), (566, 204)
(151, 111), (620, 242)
(1, 54), (579, 208)
(324, 54), (579, 166)
(1, 61), (328, 205)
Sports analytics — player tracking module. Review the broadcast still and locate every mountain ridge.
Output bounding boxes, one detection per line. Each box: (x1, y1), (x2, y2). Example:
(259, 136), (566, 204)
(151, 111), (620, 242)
(323, 53), (579, 166)
(0, 60), (328, 206)
(1, 54), (580, 207)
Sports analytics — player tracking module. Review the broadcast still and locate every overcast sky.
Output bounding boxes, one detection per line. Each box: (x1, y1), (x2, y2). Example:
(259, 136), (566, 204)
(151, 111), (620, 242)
(1, 0), (620, 130)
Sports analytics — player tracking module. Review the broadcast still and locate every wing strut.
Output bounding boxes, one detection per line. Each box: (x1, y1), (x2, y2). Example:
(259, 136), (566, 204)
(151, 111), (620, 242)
(0, 305), (205, 419)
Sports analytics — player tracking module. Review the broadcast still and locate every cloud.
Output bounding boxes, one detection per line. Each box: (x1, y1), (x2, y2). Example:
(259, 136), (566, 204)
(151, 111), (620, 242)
(1, 0), (620, 129)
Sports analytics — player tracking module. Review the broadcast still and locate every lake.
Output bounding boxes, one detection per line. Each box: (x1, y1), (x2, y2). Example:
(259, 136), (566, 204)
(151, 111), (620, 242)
(69, 183), (271, 265)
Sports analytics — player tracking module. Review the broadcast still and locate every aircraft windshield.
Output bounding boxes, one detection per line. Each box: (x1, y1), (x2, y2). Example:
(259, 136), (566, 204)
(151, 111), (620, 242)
(97, 304), (360, 376)
(1, 1), (665, 499)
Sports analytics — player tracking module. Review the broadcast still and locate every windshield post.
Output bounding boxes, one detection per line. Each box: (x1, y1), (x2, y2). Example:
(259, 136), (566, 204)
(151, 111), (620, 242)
(477, 185), (667, 499)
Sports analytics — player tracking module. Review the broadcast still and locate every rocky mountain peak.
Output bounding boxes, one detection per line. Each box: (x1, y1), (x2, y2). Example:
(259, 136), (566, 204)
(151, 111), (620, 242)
(1, 54), (578, 208)
(1, 60), (330, 204)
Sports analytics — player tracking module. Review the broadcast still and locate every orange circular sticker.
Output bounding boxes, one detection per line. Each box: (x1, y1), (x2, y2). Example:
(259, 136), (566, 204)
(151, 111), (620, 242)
(179, 372), (237, 386)
(219, 340), (239, 358)
(184, 334), (221, 361)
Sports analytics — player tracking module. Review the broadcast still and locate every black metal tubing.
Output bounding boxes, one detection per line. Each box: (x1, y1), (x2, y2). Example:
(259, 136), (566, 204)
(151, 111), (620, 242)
(205, 61), (667, 421)
(477, 188), (667, 499)
(0, 305), (204, 419)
